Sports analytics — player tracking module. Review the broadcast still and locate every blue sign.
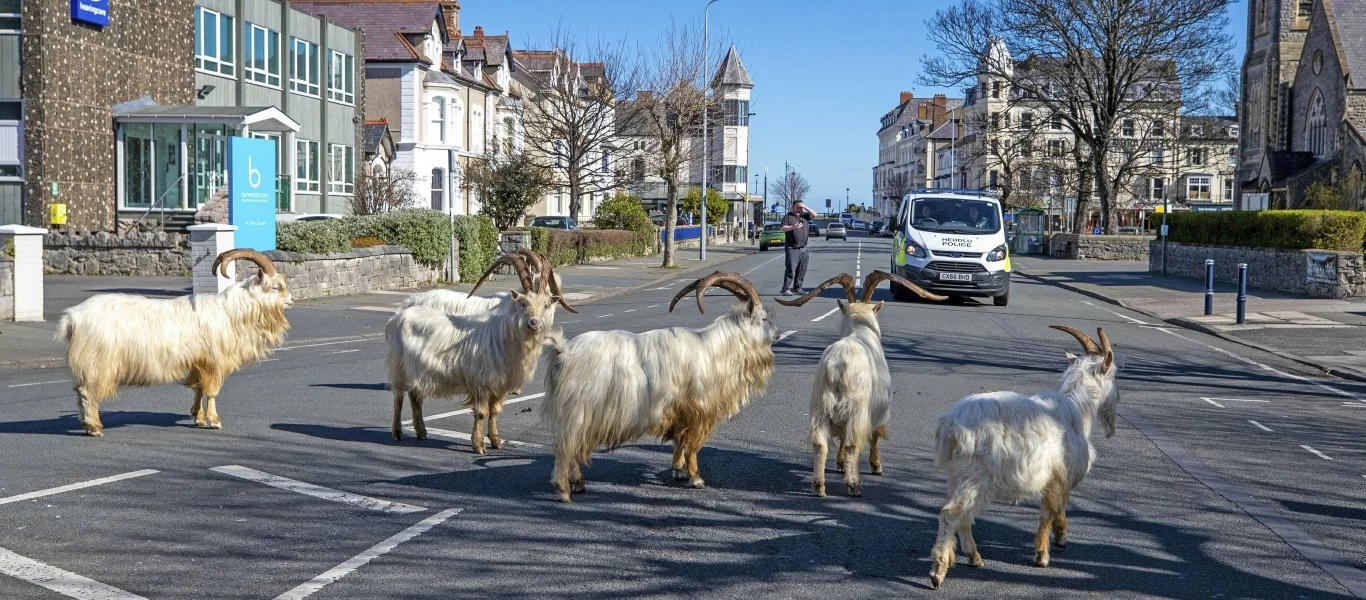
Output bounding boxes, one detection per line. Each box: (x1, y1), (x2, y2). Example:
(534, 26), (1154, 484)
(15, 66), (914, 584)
(228, 136), (278, 251)
(71, 0), (110, 27)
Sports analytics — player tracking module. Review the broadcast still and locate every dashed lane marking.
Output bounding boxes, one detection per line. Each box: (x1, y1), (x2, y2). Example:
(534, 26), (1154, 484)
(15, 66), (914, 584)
(598, 313), (614, 318)
(812, 307), (839, 322)
(272, 508), (461, 600)
(411, 426), (543, 449)
(1080, 300), (1149, 325)
(403, 392), (544, 425)
(778, 330), (797, 343)
(321, 349), (362, 356)
(6, 380), (68, 389)
(211, 465), (427, 515)
(1202, 397), (1271, 404)
(1202, 398), (1226, 408)
(1156, 328), (1366, 405)
(1301, 445), (1334, 461)
(0, 469), (158, 506)
(741, 254), (782, 277)
(279, 338), (381, 351)
(1248, 420), (1274, 432)
(351, 305), (398, 313)
(0, 547), (148, 600)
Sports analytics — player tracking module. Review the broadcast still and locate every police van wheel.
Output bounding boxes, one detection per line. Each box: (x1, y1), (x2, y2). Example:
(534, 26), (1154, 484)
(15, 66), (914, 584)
(993, 287), (1010, 307)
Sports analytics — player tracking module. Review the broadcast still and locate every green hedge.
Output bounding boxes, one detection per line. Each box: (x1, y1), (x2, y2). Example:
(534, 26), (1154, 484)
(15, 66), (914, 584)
(1165, 210), (1366, 252)
(519, 227), (650, 266)
(274, 209), (499, 281)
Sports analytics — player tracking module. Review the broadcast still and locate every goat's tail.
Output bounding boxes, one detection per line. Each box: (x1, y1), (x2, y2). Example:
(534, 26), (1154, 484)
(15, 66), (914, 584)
(933, 417), (972, 471)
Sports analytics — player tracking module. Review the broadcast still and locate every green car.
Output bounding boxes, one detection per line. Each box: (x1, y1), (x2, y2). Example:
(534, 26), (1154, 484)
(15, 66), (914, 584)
(758, 222), (786, 251)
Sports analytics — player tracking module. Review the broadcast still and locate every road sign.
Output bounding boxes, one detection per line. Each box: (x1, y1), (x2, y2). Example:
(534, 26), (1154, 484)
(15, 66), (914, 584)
(1160, 224), (1169, 237)
(228, 136), (278, 251)
(826, 198), (831, 208)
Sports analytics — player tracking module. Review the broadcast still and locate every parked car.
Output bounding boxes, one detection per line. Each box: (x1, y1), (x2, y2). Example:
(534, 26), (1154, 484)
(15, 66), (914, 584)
(870, 220), (885, 234)
(806, 216), (820, 236)
(825, 221), (847, 241)
(531, 216), (579, 230)
(850, 219), (867, 231)
(758, 222), (785, 251)
(837, 212), (855, 226)
(1117, 226), (1146, 235)
(277, 213), (344, 222)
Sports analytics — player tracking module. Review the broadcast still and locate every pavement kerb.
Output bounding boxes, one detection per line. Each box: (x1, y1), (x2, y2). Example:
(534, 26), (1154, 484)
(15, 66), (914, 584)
(1014, 268), (1366, 385)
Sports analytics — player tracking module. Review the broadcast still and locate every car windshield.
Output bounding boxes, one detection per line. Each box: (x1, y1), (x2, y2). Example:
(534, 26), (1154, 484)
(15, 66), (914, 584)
(533, 217), (567, 227)
(763, 224), (782, 231)
(828, 222), (845, 229)
(909, 198), (1002, 234)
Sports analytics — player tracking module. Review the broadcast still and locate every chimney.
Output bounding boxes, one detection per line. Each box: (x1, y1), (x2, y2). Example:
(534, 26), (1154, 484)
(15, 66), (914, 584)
(440, 1), (461, 38)
(933, 93), (947, 106)
(473, 25), (484, 38)
(900, 91), (914, 104)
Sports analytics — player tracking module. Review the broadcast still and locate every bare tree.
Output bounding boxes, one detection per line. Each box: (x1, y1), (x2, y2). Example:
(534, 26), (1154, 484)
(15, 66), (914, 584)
(879, 171), (918, 215)
(518, 32), (643, 222)
(633, 22), (720, 268)
(351, 167), (418, 215)
(768, 169), (811, 208)
(464, 144), (557, 230)
(921, 0), (1232, 233)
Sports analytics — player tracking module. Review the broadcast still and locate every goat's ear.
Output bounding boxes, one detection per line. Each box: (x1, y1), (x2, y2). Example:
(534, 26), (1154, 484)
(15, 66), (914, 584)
(1064, 351), (1078, 364)
(508, 289), (521, 299)
(836, 299), (848, 313)
(547, 295), (561, 308)
(872, 301), (885, 314)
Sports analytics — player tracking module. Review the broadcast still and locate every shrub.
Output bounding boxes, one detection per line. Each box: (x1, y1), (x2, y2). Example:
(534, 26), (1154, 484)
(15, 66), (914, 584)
(350, 236), (386, 248)
(2, 238), (13, 257)
(277, 221), (350, 255)
(526, 228), (650, 266)
(451, 214), (499, 283)
(1164, 210), (1366, 252)
(593, 193), (656, 252)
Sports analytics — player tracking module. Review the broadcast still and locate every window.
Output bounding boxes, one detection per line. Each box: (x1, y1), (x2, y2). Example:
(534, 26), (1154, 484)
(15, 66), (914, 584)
(554, 187), (563, 213)
(1229, 125), (1240, 138)
(1224, 178), (1234, 201)
(328, 50), (356, 104)
(988, 170), (999, 188)
(1122, 119), (1135, 137)
(194, 7), (235, 76)
(990, 112), (1000, 130)
(1021, 140), (1033, 158)
(991, 81), (1001, 99)
(1048, 139), (1064, 157)
(1189, 147), (1206, 166)
(723, 100), (750, 126)
(1051, 113), (1062, 130)
(600, 146), (610, 173)
(328, 144), (354, 194)
(1150, 177), (1165, 200)
(430, 168), (445, 210)
(1187, 175), (1211, 201)
(1307, 89), (1329, 157)
(245, 23), (281, 87)
(429, 97), (446, 144)
(1190, 124), (1204, 137)
(289, 38), (319, 96)
(631, 158), (645, 182)
(1020, 112), (1033, 130)
(1152, 120), (1166, 137)
(1150, 148), (1164, 165)
(722, 165), (747, 183)
(503, 117), (516, 154)
(295, 140), (320, 192)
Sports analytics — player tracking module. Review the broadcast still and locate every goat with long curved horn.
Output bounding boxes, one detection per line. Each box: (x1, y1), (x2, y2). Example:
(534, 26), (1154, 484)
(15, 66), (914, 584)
(774, 274), (856, 307)
(212, 249), (278, 279)
(469, 253), (535, 296)
(859, 271), (947, 303)
(515, 248), (577, 313)
(668, 271), (762, 314)
(1048, 324), (1102, 356)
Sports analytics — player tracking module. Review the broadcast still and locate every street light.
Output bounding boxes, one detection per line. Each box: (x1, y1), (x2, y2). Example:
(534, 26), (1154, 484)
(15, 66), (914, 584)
(700, 0), (721, 261)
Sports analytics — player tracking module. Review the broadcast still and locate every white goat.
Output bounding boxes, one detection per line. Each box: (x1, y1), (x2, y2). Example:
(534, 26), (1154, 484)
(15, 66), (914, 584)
(775, 270), (946, 497)
(397, 248), (573, 316)
(55, 250), (293, 436)
(386, 253), (567, 454)
(928, 325), (1119, 590)
(542, 272), (779, 502)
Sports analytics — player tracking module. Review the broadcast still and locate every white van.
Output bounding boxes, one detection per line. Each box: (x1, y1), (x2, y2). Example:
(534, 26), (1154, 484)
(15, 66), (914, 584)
(888, 190), (1011, 306)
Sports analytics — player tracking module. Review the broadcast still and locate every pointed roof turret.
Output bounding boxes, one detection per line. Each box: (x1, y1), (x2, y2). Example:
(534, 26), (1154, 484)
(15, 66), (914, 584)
(711, 45), (753, 89)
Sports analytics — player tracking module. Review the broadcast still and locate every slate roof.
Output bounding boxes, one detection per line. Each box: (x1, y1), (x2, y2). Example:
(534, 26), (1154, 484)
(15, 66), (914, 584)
(711, 45), (752, 88)
(1328, 0), (1366, 89)
(362, 120), (390, 155)
(1268, 151), (1319, 184)
(292, 2), (442, 62)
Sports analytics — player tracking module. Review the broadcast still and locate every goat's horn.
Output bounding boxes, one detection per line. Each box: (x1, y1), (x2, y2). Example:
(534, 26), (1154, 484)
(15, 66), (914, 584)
(518, 248), (577, 314)
(775, 273), (855, 307)
(470, 254), (534, 296)
(670, 271), (722, 314)
(709, 271), (762, 313)
(1049, 324), (1102, 355)
(212, 249), (276, 278)
(859, 270), (948, 303)
(1097, 327), (1114, 369)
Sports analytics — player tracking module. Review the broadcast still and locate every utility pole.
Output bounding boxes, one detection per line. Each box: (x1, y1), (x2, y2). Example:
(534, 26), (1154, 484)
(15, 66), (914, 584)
(700, 0), (721, 260)
(763, 167), (768, 219)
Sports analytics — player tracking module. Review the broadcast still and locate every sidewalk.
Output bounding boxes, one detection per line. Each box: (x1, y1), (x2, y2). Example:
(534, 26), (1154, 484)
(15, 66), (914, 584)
(1013, 255), (1366, 382)
(0, 238), (757, 371)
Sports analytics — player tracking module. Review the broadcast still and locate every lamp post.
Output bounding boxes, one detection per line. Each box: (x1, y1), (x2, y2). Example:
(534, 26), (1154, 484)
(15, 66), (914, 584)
(700, 0), (721, 260)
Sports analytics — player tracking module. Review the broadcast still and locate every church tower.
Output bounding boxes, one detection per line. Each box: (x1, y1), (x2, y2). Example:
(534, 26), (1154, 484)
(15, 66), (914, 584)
(1239, 0), (1315, 202)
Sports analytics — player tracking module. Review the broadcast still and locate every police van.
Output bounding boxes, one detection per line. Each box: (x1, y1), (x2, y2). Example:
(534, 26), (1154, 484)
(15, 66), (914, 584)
(888, 189), (1011, 306)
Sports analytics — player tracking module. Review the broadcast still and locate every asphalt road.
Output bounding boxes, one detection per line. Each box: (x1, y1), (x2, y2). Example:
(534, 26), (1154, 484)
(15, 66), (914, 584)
(2, 231), (1365, 599)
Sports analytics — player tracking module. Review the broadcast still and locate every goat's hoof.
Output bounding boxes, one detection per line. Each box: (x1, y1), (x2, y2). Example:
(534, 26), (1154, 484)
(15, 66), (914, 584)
(208, 421), (222, 430)
(472, 446), (487, 455)
(392, 432), (402, 441)
(673, 469), (688, 481)
(846, 483), (862, 497)
(415, 431), (427, 440)
(871, 466), (884, 476)
(571, 480), (586, 493)
(84, 429), (104, 438)
(1053, 539), (1067, 549)
(489, 437), (503, 450)
(688, 477), (705, 489)
(929, 574), (944, 590)
(194, 420), (208, 428)
(1034, 552), (1050, 568)
(813, 482), (826, 497)
(969, 553), (984, 568)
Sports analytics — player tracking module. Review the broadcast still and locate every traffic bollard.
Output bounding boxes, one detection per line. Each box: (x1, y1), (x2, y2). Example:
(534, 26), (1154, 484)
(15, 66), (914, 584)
(1236, 263), (1248, 325)
(1204, 259), (1215, 316)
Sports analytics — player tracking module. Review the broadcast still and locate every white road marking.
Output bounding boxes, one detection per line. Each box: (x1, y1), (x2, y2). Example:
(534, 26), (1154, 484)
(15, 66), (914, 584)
(0, 470), (159, 506)
(624, 309), (636, 313)
(0, 547), (148, 600)
(1080, 300), (1148, 325)
(598, 313), (614, 318)
(6, 379), (68, 388)
(321, 349), (362, 356)
(856, 240), (862, 281)
(414, 426), (543, 448)
(1247, 420), (1274, 432)
(403, 392), (544, 425)
(741, 254), (782, 277)
(1202, 398), (1226, 408)
(272, 508), (461, 600)
(366, 290), (412, 296)
(279, 338), (380, 351)
(211, 465), (426, 514)
(1343, 403), (1366, 408)
(351, 305), (399, 313)
(812, 307), (839, 322)
(559, 320), (580, 324)
(1156, 328), (1366, 405)
(647, 304), (660, 309)
(578, 266), (620, 270)
(647, 286), (671, 291)
(778, 330), (797, 343)
(1202, 397), (1271, 404)
(1301, 445), (1334, 461)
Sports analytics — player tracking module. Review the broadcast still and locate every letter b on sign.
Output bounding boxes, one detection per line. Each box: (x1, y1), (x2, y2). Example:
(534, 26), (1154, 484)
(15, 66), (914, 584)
(228, 136), (278, 251)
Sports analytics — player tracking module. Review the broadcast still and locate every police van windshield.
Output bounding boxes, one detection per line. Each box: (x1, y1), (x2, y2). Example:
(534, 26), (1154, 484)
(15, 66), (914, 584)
(909, 198), (1001, 234)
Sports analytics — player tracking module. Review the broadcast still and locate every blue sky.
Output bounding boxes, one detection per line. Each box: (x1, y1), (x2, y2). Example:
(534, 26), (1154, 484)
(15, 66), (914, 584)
(462, 1), (1249, 211)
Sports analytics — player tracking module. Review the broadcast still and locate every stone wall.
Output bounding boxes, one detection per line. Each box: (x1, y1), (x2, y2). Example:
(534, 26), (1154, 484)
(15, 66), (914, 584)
(233, 245), (441, 301)
(21, 0), (196, 230)
(1149, 241), (1366, 298)
(44, 230), (190, 276)
(1049, 233), (1150, 260)
(0, 256), (13, 321)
